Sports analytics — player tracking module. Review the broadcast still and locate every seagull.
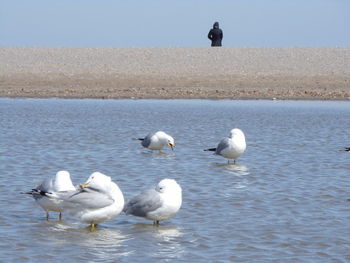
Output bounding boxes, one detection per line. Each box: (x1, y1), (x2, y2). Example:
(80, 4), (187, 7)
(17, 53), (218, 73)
(58, 172), (124, 231)
(123, 179), (182, 226)
(138, 131), (175, 151)
(205, 128), (246, 164)
(24, 170), (76, 220)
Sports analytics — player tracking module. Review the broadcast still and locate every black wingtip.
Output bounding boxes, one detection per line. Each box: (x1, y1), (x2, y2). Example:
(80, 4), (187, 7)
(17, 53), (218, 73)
(133, 138), (144, 141)
(344, 147), (350, 152)
(28, 189), (52, 196)
(132, 138), (144, 141)
(22, 189), (38, 195)
(204, 148), (216, 152)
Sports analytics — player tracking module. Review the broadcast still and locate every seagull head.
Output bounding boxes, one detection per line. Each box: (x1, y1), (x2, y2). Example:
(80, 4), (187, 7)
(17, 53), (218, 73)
(156, 131), (175, 150)
(229, 128), (245, 140)
(156, 178), (182, 194)
(167, 136), (175, 150)
(80, 172), (111, 190)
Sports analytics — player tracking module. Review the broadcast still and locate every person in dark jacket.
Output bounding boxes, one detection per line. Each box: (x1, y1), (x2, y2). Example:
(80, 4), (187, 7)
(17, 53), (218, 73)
(208, 22), (223, 47)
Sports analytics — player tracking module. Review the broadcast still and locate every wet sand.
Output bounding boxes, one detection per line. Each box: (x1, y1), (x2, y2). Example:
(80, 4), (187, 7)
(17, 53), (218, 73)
(0, 47), (349, 100)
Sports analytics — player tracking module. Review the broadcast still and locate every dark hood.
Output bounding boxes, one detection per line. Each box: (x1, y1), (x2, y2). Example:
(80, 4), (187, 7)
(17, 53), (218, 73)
(213, 22), (219, 29)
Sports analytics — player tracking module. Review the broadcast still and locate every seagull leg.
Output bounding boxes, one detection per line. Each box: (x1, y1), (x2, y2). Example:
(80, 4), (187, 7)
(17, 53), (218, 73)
(153, 220), (160, 226)
(228, 159), (236, 165)
(90, 223), (96, 231)
(59, 212), (62, 221)
(46, 212), (50, 221)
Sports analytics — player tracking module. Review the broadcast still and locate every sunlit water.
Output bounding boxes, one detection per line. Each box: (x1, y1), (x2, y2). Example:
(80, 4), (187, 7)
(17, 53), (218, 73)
(1, 99), (349, 262)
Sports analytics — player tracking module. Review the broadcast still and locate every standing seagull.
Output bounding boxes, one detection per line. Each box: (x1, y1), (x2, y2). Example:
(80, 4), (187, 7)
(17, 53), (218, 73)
(138, 131), (175, 151)
(205, 128), (246, 164)
(123, 179), (182, 226)
(24, 170), (76, 220)
(59, 172), (124, 231)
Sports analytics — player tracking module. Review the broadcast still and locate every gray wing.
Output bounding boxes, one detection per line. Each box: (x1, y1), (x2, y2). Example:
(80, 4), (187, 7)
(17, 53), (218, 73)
(36, 177), (54, 192)
(124, 189), (162, 217)
(215, 138), (230, 155)
(141, 133), (154, 148)
(56, 188), (114, 210)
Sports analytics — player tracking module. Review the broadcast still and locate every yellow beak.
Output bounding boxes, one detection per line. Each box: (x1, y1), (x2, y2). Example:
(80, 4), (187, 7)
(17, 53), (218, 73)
(80, 182), (90, 189)
(169, 143), (175, 151)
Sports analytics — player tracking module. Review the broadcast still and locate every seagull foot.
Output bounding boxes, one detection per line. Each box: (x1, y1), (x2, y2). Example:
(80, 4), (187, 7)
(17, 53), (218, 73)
(89, 223), (98, 231)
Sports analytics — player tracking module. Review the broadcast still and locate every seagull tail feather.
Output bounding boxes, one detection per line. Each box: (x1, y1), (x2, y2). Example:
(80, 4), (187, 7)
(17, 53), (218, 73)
(204, 148), (216, 152)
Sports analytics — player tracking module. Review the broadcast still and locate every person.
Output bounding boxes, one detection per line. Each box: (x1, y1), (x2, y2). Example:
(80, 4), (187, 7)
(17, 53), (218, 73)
(208, 21), (223, 47)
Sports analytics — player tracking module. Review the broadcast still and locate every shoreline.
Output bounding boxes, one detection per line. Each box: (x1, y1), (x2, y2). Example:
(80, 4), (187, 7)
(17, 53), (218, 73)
(1, 47), (349, 100)
(1, 97), (349, 102)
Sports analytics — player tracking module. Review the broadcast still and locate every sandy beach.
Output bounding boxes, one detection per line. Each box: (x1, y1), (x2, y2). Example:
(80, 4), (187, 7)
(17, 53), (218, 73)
(0, 47), (349, 100)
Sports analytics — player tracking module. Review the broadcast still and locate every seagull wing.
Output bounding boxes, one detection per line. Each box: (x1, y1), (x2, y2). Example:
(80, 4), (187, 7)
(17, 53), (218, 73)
(124, 189), (162, 217)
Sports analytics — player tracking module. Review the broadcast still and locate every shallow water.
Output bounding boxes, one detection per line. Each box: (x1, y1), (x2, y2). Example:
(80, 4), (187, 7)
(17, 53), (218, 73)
(0, 99), (349, 262)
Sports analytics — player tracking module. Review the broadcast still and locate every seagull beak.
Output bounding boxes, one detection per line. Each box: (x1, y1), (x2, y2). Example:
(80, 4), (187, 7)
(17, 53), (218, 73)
(169, 143), (175, 151)
(80, 182), (90, 189)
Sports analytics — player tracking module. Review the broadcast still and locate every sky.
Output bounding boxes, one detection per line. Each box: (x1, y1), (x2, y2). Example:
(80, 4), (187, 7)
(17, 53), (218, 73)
(0, 0), (349, 47)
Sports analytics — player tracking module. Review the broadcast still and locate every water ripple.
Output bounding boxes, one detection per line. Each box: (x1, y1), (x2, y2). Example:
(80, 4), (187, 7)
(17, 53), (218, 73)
(1, 99), (350, 262)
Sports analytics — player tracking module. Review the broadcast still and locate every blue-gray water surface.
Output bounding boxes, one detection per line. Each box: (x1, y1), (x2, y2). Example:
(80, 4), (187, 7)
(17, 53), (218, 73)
(0, 99), (349, 262)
